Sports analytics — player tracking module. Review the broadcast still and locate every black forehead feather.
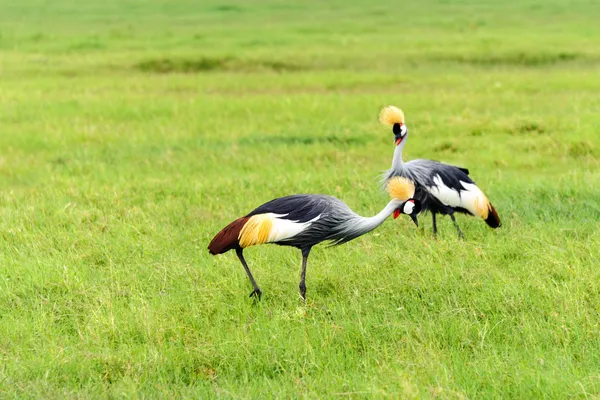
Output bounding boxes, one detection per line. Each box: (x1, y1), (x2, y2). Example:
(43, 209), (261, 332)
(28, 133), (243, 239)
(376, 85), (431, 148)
(393, 123), (401, 134)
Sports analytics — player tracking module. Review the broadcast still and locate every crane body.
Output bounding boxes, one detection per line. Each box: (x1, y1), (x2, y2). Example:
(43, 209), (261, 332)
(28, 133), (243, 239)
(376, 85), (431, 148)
(380, 105), (501, 237)
(208, 178), (420, 299)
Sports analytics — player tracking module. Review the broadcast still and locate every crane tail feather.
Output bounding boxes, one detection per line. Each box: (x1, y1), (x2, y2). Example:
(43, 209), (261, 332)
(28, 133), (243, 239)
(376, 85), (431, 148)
(484, 203), (501, 228)
(208, 217), (249, 255)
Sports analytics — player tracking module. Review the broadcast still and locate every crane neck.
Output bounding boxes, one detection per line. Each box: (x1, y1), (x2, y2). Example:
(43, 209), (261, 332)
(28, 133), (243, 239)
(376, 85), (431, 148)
(391, 138), (406, 172)
(354, 199), (403, 236)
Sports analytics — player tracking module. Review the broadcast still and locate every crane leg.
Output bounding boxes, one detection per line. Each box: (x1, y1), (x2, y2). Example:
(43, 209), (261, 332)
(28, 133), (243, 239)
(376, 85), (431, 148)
(431, 212), (438, 237)
(235, 248), (262, 300)
(450, 214), (464, 239)
(299, 247), (311, 301)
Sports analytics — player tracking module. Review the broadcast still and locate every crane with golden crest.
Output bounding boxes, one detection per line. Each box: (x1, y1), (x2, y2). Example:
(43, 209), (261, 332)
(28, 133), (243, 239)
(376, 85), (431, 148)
(208, 177), (421, 300)
(379, 105), (501, 237)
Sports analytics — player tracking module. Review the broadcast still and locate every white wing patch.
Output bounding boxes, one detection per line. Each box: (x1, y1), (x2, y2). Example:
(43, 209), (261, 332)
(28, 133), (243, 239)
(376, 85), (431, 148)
(428, 175), (461, 208)
(458, 181), (489, 217)
(427, 175), (488, 217)
(267, 214), (320, 242)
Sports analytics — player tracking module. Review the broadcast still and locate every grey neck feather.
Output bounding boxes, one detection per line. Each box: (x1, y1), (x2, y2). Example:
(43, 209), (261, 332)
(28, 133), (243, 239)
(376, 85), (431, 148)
(346, 199), (403, 238)
(391, 138), (406, 173)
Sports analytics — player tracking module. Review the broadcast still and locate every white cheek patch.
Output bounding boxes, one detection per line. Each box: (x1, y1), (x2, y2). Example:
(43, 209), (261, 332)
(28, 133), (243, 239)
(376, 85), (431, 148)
(403, 202), (415, 215)
(401, 126), (407, 137)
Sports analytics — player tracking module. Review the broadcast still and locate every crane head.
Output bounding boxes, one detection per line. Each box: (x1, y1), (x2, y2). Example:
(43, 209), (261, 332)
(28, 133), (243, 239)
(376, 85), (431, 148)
(379, 105), (407, 146)
(387, 176), (415, 201)
(393, 123), (408, 146)
(387, 177), (421, 226)
(393, 199), (421, 226)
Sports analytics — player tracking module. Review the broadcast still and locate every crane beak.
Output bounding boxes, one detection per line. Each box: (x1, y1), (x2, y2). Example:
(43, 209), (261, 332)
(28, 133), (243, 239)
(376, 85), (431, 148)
(410, 214), (419, 227)
(393, 209), (401, 219)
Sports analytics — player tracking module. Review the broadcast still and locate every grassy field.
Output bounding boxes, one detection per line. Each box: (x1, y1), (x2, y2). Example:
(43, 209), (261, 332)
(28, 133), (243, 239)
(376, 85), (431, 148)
(1, 0), (600, 397)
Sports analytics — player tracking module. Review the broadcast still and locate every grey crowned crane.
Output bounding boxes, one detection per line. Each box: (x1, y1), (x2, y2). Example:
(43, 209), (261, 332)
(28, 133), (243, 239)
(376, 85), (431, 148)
(379, 105), (501, 238)
(208, 177), (421, 300)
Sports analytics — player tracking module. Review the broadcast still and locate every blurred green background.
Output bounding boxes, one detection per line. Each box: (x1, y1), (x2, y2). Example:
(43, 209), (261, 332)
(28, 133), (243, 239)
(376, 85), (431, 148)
(1, 0), (599, 397)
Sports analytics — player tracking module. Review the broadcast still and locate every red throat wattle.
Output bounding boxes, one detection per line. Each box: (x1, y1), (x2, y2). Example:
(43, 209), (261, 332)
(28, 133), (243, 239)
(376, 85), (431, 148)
(393, 209), (401, 219)
(395, 138), (402, 146)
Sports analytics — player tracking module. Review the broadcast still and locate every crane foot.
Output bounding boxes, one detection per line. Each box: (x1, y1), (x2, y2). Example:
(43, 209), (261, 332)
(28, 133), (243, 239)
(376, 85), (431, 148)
(249, 288), (262, 300)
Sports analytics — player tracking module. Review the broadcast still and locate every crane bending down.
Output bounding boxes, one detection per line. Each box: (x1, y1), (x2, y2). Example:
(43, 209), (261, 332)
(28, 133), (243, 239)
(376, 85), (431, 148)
(208, 177), (421, 300)
(379, 105), (501, 238)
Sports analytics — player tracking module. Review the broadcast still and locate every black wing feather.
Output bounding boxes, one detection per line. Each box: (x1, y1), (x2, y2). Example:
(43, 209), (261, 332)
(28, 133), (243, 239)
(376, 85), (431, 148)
(245, 194), (331, 223)
(405, 159), (474, 190)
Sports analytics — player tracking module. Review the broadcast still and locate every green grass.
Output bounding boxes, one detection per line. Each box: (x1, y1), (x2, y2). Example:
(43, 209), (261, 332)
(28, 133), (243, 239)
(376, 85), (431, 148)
(1, 0), (600, 397)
